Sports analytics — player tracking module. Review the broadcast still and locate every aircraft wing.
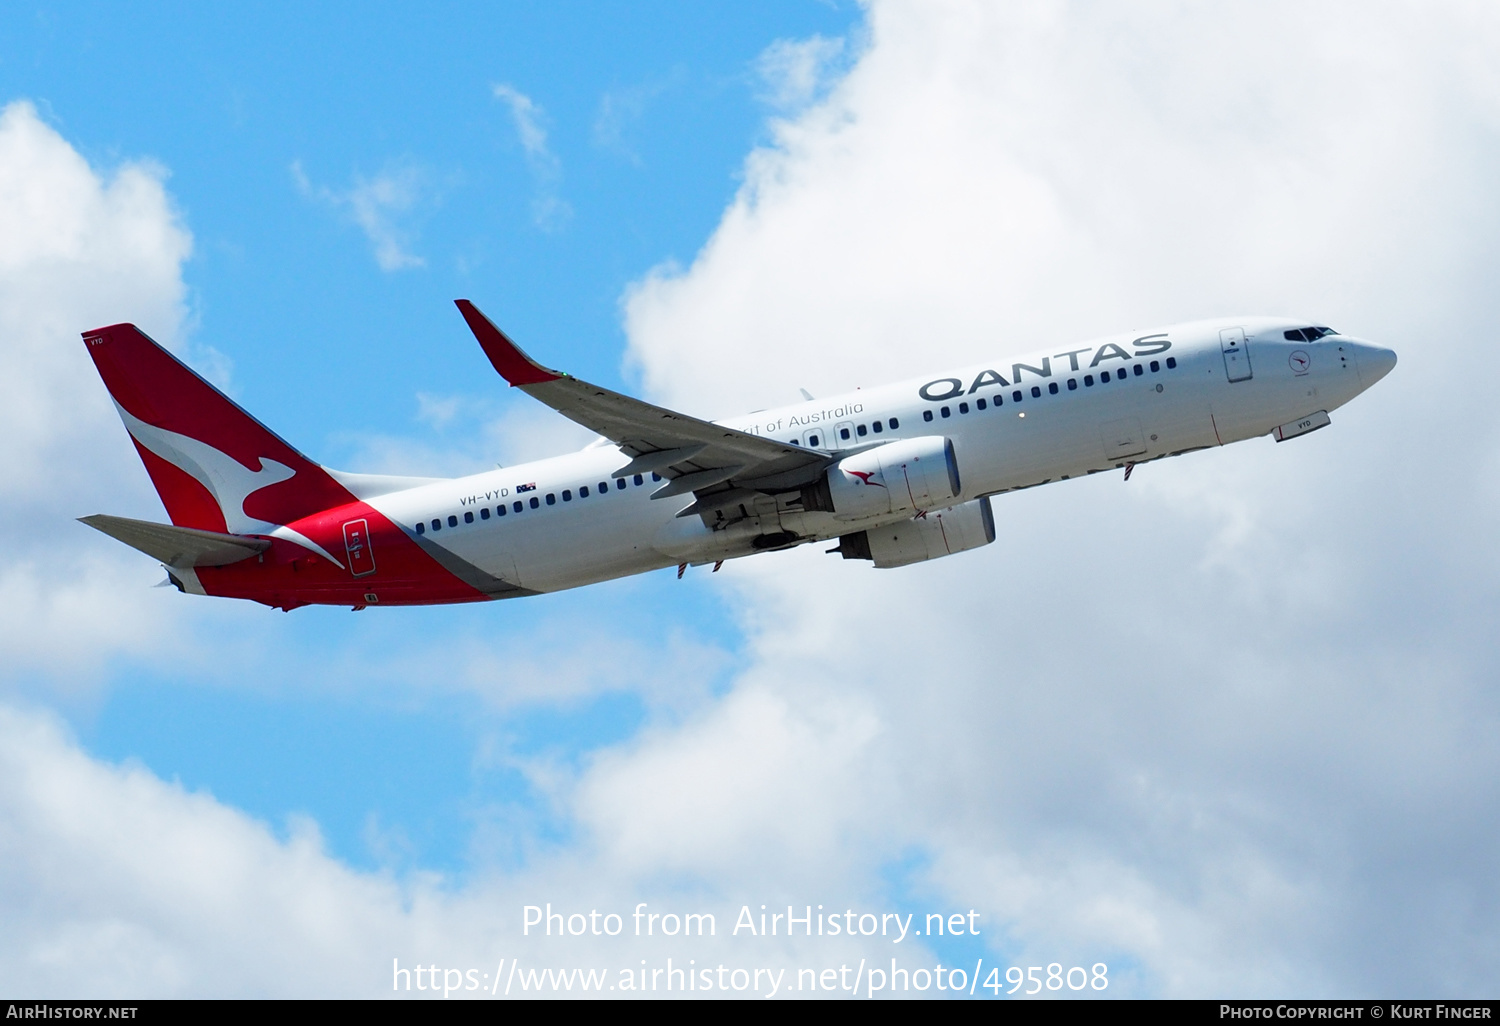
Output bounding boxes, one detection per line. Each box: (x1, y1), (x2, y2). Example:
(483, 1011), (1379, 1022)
(456, 300), (830, 514)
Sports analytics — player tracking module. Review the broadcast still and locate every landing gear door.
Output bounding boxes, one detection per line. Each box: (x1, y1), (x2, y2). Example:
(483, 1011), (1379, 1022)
(1220, 327), (1252, 382)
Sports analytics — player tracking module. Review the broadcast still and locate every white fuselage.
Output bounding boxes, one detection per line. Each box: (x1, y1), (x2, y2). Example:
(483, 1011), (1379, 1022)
(365, 317), (1394, 595)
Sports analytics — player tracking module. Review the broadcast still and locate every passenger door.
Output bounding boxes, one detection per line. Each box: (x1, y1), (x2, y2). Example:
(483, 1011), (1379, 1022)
(1220, 327), (1253, 382)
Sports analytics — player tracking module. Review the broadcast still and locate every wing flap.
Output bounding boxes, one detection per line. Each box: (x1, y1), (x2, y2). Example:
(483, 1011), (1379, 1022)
(651, 465), (744, 500)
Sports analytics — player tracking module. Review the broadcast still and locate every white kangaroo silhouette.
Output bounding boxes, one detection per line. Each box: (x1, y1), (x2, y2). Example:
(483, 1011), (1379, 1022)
(115, 402), (345, 568)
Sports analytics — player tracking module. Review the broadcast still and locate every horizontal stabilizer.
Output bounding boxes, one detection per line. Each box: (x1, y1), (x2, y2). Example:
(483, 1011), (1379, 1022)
(79, 514), (271, 568)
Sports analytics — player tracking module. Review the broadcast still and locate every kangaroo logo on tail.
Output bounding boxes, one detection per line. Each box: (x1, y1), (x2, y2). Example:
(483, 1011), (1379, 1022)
(84, 322), (359, 566)
(116, 403), (296, 533)
(115, 403), (345, 566)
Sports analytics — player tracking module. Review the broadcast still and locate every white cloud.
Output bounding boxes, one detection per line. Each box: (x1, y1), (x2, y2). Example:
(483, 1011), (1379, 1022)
(330, 391), (601, 478)
(0, 85), (903, 1000)
(0, 703), (467, 996)
(0, 100), (214, 688)
(414, 392), (462, 430)
(593, 88), (649, 164)
(610, 0), (1500, 995)
(756, 35), (847, 113)
(292, 160), (427, 271)
(576, 685), (885, 882)
(0, 699), (907, 997)
(493, 84), (572, 232)
(0, 101), (191, 506)
(493, 84), (551, 163)
(8, 1), (1500, 998)
(593, 73), (684, 165)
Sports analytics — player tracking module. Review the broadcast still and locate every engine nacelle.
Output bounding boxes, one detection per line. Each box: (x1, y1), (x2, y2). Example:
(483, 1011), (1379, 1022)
(802, 436), (961, 521)
(835, 496), (995, 568)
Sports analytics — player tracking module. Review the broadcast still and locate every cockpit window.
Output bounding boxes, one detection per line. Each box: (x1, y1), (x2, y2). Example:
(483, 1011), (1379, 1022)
(1284, 326), (1338, 341)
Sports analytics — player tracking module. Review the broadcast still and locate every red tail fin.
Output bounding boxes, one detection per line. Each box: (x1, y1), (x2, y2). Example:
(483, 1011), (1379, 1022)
(83, 324), (354, 533)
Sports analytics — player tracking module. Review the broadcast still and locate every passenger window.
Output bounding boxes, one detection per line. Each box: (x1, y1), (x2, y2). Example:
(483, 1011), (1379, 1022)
(562, 490), (572, 501)
(789, 439), (800, 446)
(529, 497), (540, 509)
(1048, 382), (1058, 394)
(1166, 357), (1177, 369)
(1101, 370), (1111, 382)
(497, 505), (507, 516)
(992, 394), (1002, 406)
(1084, 374), (1094, 386)
(923, 410), (934, 422)
(1012, 390), (1023, 402)
(1150, 360), (1160, 372)
(652, 472), (661, 482)
(1030, 386), (1041, 398)
(858, 423), (869, 434)
(871, 421), (882, 433)
(808, 433), (820, 446)
(634, 474), (643, 486)
(513, 501), (523, 513)
(616, 478), (627, 489)
(1134, 364), (1143, 376)
(889, 418), (899, 429)
(1067, 379), (1077, 390)
(464, 511), (474, 524)
(415, 522), (425, 535)
(579, 486), (589, 497)
(840, 427), (851, 439)
(448, 515), (458, 527)
(546, 493), (556, 505)
(958, 402), (969, 414)
(431, 519), (441, 531)
(976, 398), (987, 410)
(598, 481), (608, 493)
(480, 507), (490, 520)
(940, 408), (950, 419)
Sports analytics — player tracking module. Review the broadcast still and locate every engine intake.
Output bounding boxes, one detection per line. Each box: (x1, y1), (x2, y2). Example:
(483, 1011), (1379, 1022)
(835, 496), (995, 568)
(802, 436), (961, 520)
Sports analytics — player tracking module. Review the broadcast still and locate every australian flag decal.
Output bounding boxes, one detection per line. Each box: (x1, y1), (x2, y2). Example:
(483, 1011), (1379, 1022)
(516, 482), (536, 493)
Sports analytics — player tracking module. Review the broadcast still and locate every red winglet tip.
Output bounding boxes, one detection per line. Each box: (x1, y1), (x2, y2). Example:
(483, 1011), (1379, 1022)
(454, 300), (560, 387)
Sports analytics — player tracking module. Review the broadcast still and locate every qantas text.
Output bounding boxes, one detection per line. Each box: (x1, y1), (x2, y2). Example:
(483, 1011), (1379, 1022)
(917, 334), (1173, 401)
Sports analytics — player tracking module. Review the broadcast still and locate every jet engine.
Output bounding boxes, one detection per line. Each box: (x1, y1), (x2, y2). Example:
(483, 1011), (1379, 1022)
(801, 436), (961, 520)
(834, 496), (995, 568)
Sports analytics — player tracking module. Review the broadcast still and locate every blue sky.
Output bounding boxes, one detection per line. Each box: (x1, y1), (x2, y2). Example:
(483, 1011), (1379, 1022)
(4, 0), (1500, 999)
(6, 2), (855, 419)
(3, 2), (854, 872)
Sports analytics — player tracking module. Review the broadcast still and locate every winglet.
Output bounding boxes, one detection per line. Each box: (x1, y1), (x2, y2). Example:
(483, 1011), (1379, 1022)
(454, 300), (562, 387)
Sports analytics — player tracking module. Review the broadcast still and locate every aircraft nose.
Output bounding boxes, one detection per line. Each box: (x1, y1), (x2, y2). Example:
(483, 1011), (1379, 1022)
(1352, 341), (1397, 386)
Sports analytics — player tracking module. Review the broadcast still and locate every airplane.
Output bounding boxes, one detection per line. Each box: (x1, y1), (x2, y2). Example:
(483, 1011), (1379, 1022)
(79, 303), (1396, 611)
